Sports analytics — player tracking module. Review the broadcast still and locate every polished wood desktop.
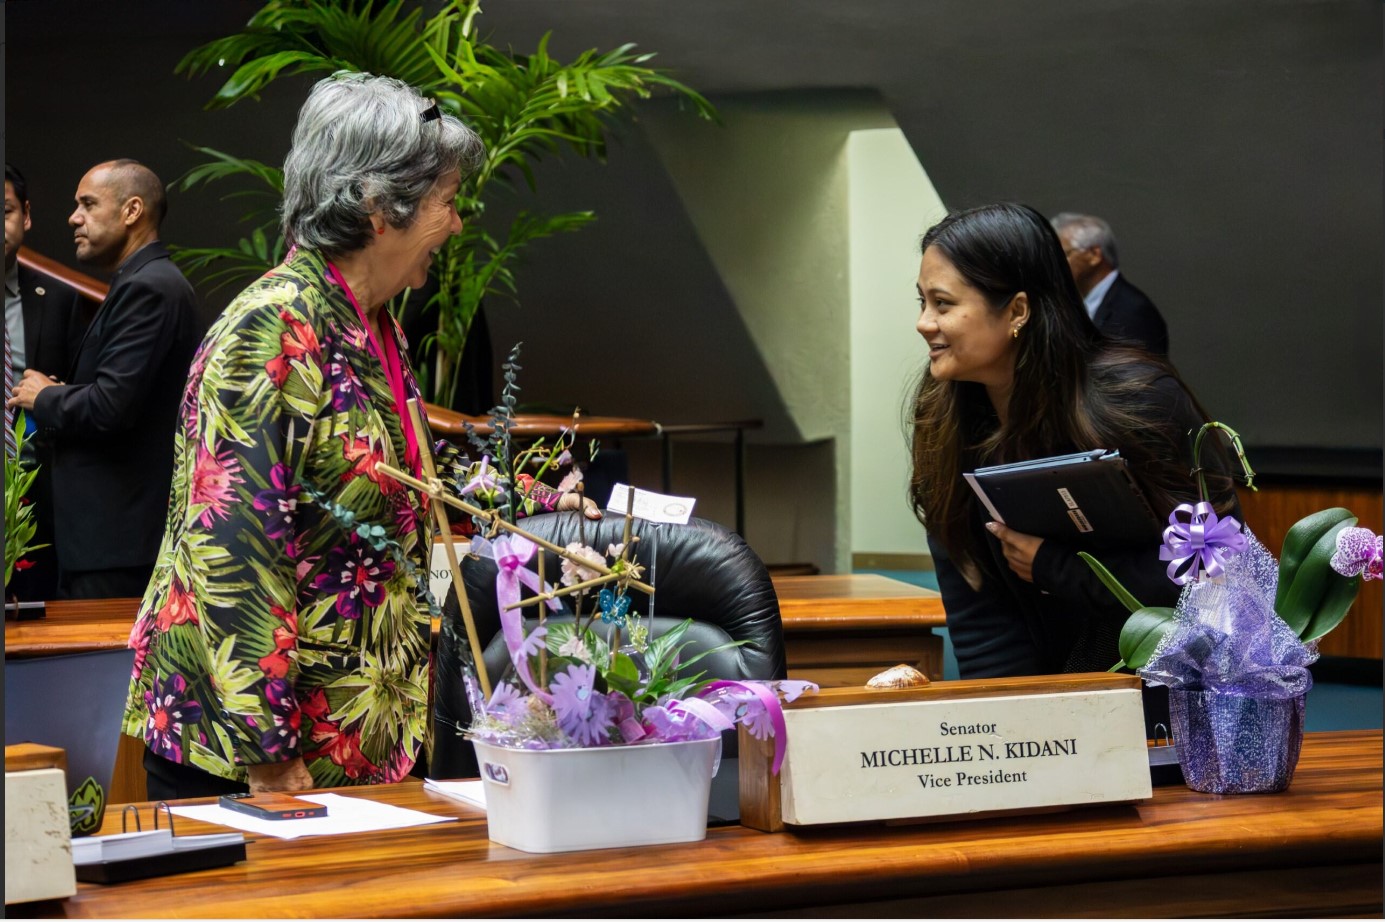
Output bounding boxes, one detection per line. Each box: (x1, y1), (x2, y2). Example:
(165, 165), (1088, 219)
(771, 573), (945, 685)
(23, 731), (1381, 919)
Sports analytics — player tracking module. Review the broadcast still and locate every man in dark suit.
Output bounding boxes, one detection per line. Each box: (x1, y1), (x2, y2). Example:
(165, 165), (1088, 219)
(8, 160), (200, 599)
(1051, 212), (1169, 357)
(5, 163), (94, 600)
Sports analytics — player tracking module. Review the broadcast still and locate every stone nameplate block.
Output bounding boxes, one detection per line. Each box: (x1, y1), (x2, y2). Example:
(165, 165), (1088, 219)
(740, 673), (1152, 831)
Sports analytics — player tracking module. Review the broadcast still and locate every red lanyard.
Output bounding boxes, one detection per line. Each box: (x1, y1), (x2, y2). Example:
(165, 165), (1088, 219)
(325, 262), (422, 477)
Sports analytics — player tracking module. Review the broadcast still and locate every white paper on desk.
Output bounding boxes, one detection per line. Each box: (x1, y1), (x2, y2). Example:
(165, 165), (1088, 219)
(605, 483), (696, 524)
(168, 792), (454, 840)
(423, 778), (486, 811)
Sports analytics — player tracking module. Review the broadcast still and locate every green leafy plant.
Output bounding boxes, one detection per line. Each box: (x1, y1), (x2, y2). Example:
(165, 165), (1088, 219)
(5, 413), (50, 589)
(1081, 422), (1364, 670)
(171, 0), (715, 408)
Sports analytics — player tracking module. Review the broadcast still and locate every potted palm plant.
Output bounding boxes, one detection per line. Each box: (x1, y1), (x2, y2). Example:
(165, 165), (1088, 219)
(172, 0), (714, 408)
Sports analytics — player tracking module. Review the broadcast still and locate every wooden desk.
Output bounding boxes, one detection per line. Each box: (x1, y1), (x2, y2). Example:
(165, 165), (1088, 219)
(772, 573), (946, 686)
(4, 599), (140, 658)
(27, 731), (1381, 919)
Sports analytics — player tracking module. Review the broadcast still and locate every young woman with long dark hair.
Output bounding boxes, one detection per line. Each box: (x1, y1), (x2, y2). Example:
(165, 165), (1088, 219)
(909, 203), (1236, 713)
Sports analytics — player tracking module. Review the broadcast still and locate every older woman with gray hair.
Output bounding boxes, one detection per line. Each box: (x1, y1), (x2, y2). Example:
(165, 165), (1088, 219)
(122, 73), (595, 798)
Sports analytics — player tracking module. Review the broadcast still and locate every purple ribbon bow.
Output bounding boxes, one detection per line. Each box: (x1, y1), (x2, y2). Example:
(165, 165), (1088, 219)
(471, 534), (562, 700)
(1159, 501), (1247, 585)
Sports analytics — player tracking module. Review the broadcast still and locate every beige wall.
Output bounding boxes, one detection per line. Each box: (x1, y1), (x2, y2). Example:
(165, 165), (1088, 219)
(846, 129), (948, 561)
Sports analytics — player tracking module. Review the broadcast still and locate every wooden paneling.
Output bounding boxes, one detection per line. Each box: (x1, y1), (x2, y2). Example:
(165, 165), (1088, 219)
(36, 732), (1382, 919)
(1239, 483), (1382, 659)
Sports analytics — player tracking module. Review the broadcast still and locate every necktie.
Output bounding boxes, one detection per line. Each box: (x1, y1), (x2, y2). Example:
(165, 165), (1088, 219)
(4, 323), (15, 459)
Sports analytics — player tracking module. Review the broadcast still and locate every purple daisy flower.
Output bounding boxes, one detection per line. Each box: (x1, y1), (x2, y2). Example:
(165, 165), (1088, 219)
(144, 674), (204, 762)
(485, 682), (525, 720)
(312, 535), (396, 620)
(259, 678), (302, 755)
(549, 664), (614, 746)
(252, 462), (302, 541)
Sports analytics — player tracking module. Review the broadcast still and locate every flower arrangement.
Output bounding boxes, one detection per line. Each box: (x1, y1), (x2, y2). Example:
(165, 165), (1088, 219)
(5, 412), (48, 589)
(1080, 422), (1376, 683)
(368, 344), (815, 773)
(464, 529), (813, 772)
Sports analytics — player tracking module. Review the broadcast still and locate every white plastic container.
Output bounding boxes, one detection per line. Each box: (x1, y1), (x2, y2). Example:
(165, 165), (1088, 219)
(472, 737), (720, 853)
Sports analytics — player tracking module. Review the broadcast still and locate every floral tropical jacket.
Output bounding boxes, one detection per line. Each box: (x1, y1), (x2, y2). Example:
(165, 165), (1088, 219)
(122, 248), (553, 786)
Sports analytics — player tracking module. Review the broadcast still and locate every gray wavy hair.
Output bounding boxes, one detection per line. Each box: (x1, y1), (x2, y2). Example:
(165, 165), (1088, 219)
(1050, 212), (1120, 268)
(281, 72), (484, 255)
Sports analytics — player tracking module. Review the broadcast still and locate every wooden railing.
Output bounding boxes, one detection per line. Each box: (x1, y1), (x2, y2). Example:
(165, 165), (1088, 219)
(16, 247), (659, 439)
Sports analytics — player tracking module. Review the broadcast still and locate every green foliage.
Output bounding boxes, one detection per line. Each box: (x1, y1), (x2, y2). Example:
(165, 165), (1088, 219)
(1276, 507), (1358, 642)
(171, 0), (715, 407)
(4, 413), (50, 588)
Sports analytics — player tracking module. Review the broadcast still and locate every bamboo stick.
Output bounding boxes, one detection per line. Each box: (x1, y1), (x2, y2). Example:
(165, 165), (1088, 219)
(404, 400), (491, 700)
(375, 461), (655, 594)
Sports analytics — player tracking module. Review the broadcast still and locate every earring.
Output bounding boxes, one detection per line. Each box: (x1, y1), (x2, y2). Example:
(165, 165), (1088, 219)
(376, 226), (386, 236)
(1011, 325), (1022, 339)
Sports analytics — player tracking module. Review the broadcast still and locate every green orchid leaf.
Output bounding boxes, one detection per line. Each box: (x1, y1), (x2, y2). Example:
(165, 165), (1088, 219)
(1116, 606), (1177, 671)
(1299, 571), (1362, 643)
(1077, 551), (1145, 614)
(1278, 515), (1356, 636)
(1276, 507), (1355, 612)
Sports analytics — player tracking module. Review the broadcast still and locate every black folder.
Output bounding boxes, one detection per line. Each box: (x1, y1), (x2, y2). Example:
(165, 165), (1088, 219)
(965, 449), (1161, 547)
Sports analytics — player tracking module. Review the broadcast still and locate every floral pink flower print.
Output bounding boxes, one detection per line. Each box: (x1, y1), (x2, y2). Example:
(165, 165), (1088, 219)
(312, 534), (396, 620)
(155, 578), (200, 632)
(144, 674), (204, 762)
(252, 462), (302, 541)
(549, 664), (614, 746)
(264, 310), (322, 388)
(190, 443), (244, 528)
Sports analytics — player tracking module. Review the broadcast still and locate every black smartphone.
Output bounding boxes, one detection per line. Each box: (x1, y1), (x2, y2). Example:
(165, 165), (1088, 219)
(218, 792), (328, 821)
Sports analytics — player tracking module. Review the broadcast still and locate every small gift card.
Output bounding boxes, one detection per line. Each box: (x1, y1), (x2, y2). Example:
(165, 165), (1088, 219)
(606, 484), (696, 524)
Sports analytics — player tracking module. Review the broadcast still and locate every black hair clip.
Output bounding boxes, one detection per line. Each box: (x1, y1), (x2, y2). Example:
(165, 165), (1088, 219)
(420, 101), (442, 123)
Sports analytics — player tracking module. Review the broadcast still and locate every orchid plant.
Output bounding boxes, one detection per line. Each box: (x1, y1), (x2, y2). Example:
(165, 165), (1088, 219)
(1081, 422), (1376, 673)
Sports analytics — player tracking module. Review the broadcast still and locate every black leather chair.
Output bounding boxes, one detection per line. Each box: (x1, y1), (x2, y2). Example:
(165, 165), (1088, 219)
(431, 513), (786, 779)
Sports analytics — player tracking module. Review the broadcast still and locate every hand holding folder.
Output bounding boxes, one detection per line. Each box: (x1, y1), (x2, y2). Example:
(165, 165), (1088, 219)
(965, 450), (1161, 547)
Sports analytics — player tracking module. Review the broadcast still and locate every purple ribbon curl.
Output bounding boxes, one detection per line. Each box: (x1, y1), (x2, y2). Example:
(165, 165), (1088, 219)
(471, 534), (561, 701)
(1158, 501), (1247, 586)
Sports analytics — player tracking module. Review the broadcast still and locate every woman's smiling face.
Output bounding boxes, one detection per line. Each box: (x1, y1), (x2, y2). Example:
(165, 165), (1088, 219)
(915, 244), (1026, 394)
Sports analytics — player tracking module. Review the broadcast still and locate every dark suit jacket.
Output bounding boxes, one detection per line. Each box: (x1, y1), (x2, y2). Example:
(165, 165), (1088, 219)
(17, 263), (94, 378)
(7, 264), (96, 599)
(1094, 274), (1169, 357)
(31, 241), (201, 572)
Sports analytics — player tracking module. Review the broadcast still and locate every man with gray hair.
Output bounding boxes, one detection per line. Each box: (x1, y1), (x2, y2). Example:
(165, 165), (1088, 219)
(1051, 212), (1169, 356)
(7, 159), (200, 598)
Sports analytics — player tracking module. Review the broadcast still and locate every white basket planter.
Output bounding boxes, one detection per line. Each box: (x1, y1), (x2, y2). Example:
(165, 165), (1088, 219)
(472, 736), (721, 853)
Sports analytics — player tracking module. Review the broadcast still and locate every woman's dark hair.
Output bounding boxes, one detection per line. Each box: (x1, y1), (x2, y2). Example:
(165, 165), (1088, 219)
(909, 203), (1229, 572)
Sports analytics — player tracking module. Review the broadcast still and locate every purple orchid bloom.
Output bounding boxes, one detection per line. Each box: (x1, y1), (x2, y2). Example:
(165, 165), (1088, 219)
(1331, 527), (1383, 582)
(252, 462), (302, 541)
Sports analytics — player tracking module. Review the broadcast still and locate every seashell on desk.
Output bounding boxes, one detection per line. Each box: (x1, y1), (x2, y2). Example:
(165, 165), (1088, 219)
(865, 663), (930, 689)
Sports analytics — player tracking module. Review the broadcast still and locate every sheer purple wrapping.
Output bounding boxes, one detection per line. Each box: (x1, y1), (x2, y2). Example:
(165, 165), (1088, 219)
(1169, 689), (1305, 793)
(1138, 533), (1317, 698)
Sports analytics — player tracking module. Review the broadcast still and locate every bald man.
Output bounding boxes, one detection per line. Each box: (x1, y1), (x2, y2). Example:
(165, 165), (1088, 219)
(7, 160), (201, 598)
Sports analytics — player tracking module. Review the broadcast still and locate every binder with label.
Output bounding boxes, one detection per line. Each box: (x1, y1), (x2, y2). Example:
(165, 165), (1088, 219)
(964, 449), (1161, 547)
